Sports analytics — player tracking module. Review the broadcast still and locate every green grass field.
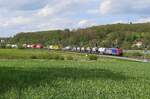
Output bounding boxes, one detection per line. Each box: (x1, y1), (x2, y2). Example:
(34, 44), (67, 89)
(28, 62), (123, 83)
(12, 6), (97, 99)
(123, 50), (150, 59)
(0, 49), (86, 60)
(0, 49), (150, 98)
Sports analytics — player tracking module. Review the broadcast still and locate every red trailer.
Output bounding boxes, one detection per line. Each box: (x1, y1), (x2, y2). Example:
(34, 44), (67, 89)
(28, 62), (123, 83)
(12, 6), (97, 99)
(31, 44), (36, 48)
(36, 44), (44, 49)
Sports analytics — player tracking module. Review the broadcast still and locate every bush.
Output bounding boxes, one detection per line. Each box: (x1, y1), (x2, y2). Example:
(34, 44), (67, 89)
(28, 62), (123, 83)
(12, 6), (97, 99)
(5, 44), (12, 49)
(88, 55), (98, 60)
(66, 56), (73, 60)
(0, 44), (6, 49)
(59, 56), (65, 60)
(18, 53), (65, 60)
(52, 54), (60, 60)
(47, 54), (65, 60)
(30, 55), (38, 59)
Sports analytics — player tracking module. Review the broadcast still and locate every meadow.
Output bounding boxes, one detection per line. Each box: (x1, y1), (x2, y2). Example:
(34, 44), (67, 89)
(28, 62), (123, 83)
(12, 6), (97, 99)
(0, 49), (150, 99)
(123, 50), (150, 59)
(0, 49), (85, 60)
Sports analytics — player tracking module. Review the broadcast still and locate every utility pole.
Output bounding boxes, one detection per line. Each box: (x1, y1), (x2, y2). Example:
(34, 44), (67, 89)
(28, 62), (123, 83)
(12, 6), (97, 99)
(144, 45), (148, 62)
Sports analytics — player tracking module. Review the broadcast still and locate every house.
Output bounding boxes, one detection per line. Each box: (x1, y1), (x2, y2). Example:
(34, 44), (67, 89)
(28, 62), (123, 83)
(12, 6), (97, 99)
(132, 41), (143, 48)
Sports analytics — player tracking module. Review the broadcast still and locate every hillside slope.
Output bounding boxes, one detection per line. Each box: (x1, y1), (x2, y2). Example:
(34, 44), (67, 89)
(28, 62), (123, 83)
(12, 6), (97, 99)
(10, 23), (150, 49)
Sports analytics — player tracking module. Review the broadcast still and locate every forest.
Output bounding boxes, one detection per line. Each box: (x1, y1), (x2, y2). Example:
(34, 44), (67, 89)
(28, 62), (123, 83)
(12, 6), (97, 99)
(6, 23), (150, 49)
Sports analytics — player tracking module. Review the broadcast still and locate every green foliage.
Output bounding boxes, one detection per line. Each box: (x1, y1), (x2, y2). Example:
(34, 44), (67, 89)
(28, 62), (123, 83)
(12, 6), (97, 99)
(29, 53), (65, 60)
(121, 41), (132, 49)
(59, 56), (65, 60)
(0, 49), (87, 60)
(0, 43), (6, 49)
(30, 55), (38, 59)
(133, 52), (143, 56)
(88, 55), (98, 60)
(7, 23), (150, 49)
(51, 54), (61, 60)
(66, 55), (73, 60)
(18, 44), (25, 49)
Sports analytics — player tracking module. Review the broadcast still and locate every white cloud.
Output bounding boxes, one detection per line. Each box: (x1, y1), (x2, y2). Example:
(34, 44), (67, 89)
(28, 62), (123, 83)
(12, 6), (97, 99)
(37, 5), (54, 17)
(36, 1), (70, 17)
(37, 0), (94, 17)
(0, 0), (47, 10)
(78, 19), (97, 28)
(100, 0), (112, 15)
(99, 0), (150, 15)
(113, 20), (128, 24)
(87, 9), (99, 14)
(135, 17), (150, 23)
(8, 16), (31, 25)
(0, 16), (31, 27)
(0, 0), (94, 26)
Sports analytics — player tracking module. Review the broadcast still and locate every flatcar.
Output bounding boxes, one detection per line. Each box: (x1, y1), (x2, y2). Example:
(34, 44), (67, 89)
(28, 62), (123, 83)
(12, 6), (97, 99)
(81, 47), (86, 53)
(92, 47), (98, 54)
(62, 46), (72, 51)
(77, 47), (81, 52)
(86, 47), (92, 53)
(98, 48), (106, 54)
(72, 47), (77, 52)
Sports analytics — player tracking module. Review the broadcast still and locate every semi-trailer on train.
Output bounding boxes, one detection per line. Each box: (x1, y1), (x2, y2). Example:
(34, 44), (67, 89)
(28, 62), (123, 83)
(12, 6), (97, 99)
(62, 46), (122, 56)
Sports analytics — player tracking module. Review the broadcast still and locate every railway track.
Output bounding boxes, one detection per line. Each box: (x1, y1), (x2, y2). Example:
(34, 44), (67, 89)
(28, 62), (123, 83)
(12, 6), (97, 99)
(63, 50), (149, 63)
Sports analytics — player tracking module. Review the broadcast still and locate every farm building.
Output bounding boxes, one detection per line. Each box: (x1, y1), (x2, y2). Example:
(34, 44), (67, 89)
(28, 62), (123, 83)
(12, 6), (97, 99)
(132, 41), (143, 48)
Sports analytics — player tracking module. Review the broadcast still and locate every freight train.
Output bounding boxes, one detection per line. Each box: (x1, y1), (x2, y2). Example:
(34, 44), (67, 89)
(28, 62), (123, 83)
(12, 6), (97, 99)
(5, 44), (122, 56)
(23, 44), (123, 56)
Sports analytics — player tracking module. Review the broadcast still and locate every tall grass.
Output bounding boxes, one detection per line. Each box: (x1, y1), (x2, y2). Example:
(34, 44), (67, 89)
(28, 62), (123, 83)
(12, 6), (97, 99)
(0, 59), (149, 98)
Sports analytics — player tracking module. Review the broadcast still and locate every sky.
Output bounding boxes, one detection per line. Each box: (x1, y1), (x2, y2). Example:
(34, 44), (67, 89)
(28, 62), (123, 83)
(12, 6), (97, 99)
(0, 0), (150, 37)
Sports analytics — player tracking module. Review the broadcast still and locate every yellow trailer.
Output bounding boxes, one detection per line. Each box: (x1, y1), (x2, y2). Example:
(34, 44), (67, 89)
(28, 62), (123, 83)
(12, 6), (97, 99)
(49, 45), (61, 50)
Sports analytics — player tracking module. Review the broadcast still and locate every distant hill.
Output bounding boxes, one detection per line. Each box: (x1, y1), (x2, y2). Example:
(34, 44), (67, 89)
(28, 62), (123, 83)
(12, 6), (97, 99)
(9, 23), (150, 49)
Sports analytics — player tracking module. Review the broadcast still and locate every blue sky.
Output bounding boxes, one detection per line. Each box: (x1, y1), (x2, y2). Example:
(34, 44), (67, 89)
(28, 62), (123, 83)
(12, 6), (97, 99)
(0, 0), (150, 37)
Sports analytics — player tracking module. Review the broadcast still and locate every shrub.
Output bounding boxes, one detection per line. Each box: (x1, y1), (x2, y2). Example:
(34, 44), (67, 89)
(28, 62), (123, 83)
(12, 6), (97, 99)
(46, 54), (64, 60)
(0, 44), (6, 49)
(52, 54), (60, 60)
(30, 55), (38, 59)
(88, 55), (98, 60)
(39, 54), (51, 59)
(5, 45), (12, 49)
(59, 56), (65, 60)
(66, 56), (73, 60)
